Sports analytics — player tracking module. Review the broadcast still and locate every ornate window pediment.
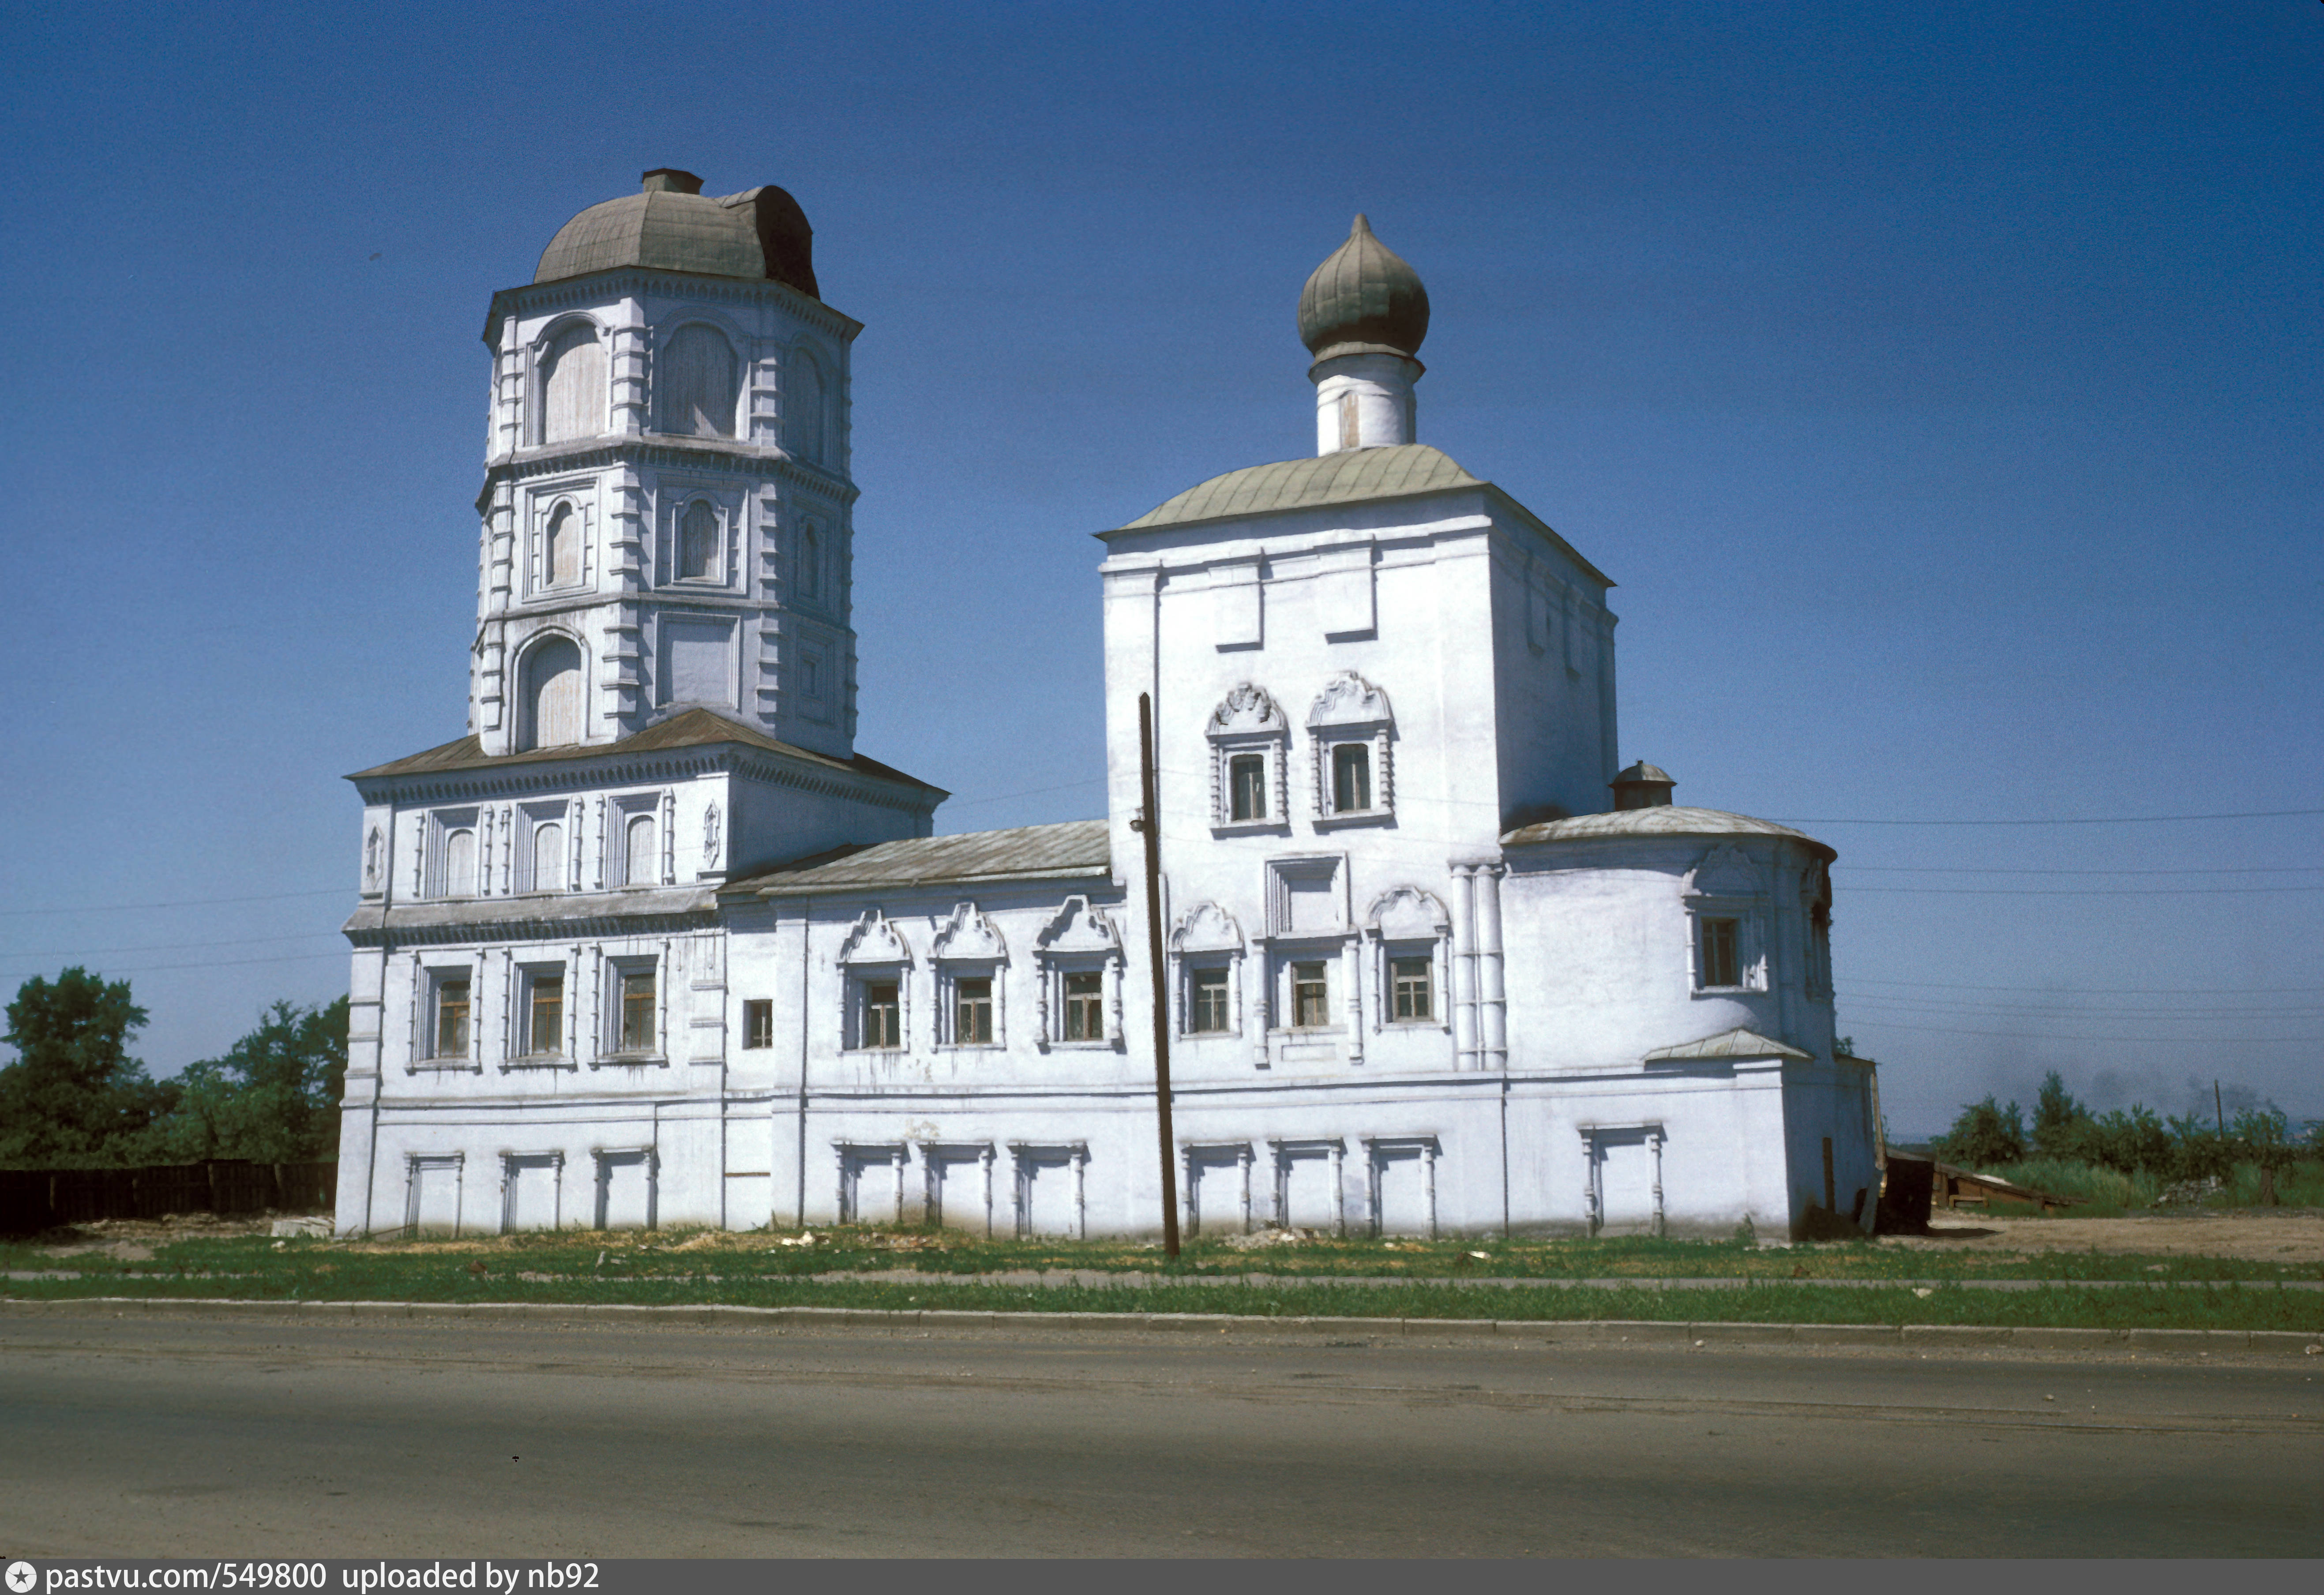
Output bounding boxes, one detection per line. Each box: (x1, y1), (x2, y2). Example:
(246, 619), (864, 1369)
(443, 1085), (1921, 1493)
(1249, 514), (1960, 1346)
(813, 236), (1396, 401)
(1687, 844), (1765, 900)
(1206, 684), (1290, 832)
(839, 908), (913, 966)
(1169, 903), (1246, 1041)
(1034, 897), (1122, 1049)
(1307, 671), (1395, 826)
(931, 901), (1009, 962)
(1685, 845), (1769, 995)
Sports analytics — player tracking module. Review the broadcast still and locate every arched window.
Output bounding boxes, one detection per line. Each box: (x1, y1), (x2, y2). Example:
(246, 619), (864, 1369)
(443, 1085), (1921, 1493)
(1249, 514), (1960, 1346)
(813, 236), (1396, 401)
(625, 813), (658, 886)
(785, 349), (826, 463)
(678, 499), (718, 581)
(443, 828), (477, 897)
(657, 324), (737, 438)
(544, 503), (580, 589)
(540, 323), (605, 443)
(797, 523), (821, 599)
(519, 636), (583, 751)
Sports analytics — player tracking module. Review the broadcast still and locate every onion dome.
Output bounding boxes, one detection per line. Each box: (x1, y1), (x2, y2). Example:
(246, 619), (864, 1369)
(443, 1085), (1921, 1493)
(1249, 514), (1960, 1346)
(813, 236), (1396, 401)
(1297, 214), (1430, 364)
(535, 169), (820, 300)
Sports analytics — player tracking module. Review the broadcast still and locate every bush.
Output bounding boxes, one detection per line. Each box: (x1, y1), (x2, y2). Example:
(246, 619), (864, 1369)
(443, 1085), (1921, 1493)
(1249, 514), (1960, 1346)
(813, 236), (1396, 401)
(1936, 1096), (2026, 1168)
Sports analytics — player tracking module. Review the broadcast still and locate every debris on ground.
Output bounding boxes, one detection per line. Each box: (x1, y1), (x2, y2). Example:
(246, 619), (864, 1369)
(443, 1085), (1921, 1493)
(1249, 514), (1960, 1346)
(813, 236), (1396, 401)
(2151, 1177), (2226, 1209)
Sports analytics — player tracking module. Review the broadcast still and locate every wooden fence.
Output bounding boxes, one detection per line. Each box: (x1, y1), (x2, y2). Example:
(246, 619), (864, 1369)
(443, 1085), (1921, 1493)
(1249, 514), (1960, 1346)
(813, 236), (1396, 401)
(0, 1160), (335, 1235)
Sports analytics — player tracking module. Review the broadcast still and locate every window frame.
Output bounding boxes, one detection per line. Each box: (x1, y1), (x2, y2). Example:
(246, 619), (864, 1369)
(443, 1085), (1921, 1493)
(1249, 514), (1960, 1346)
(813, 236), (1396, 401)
(1306, 671), (1396, 829)
(1187, 964), (1233, 1035)
(852, 973), (905, 1052)
(424, 809), (483, 901)
(1205, 685), (1290, 836)
(742, 998), (774, 1051)
(1686, 901), (1768, 995)
(506, 960), (573, 1068)
(1389, 953), (1434, 1023)
(413, 960), (484, 1072)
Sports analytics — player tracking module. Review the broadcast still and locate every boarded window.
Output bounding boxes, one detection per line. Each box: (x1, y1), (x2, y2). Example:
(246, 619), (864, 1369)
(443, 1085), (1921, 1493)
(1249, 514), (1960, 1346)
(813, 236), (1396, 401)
(678, 499), (718, 581)
(785, 349), (826, 462)
(544, 503), (581, 588)
(521, 638), (582, 750)
(541, 324), (604, 443)
(658, 324), (737, 438)
(624, 813), (658, 887)
(1229, 754), (1267, 822)
(1332, 743), (1372, 812)
(522, 821), (563, 893)
(441, 829), (477, 898)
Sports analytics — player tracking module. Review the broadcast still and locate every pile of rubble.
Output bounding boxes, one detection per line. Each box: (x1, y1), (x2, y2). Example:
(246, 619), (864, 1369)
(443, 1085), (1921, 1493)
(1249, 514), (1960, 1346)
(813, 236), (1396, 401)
(2150, 1176), (2225, 1209)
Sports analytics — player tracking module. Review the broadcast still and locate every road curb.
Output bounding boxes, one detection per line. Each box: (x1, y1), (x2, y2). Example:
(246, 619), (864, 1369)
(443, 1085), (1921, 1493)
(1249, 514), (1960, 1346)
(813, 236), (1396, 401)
(5, 1295), (2320, 1355)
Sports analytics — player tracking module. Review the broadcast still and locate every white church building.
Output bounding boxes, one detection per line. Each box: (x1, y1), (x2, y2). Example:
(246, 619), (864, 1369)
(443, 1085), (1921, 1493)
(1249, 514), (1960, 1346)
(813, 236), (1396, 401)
(334, 170), (1878, 1242)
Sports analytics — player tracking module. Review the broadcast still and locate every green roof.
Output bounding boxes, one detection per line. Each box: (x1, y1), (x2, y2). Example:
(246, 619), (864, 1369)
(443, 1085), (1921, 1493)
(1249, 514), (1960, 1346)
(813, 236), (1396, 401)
(535, 173), (820, 298)
(1116, 444), (1482, 532)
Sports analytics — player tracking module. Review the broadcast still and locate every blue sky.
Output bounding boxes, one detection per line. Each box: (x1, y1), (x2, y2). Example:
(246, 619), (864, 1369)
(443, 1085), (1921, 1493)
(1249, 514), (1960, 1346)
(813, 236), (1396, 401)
(0, 1), (2316, 1134)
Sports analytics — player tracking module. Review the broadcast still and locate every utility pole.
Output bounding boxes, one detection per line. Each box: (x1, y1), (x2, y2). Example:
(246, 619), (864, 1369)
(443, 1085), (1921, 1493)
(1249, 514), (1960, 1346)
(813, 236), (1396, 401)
(1133, 692), (1181, 1258)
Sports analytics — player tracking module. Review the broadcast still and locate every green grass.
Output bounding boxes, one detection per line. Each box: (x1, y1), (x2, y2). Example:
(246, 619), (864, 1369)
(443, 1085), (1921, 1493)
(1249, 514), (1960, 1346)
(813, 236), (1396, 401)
(1967, 1158), (2324, 1218)
(3, 1264), (2317, 1332)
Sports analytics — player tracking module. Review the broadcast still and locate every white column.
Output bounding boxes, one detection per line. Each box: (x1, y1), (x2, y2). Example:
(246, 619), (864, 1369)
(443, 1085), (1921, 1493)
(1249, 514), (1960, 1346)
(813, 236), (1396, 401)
(1477, 863), (1507, 1073)
(1342, 939), (1364, 1065)
(1451, 866), (1480, 1071)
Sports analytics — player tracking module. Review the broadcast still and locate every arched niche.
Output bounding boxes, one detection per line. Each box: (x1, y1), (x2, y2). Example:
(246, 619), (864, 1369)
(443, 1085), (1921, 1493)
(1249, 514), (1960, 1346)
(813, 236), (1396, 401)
(657, 323), (738, 439)
(517, 634), (584, 751)
(538, 321), (606, 444)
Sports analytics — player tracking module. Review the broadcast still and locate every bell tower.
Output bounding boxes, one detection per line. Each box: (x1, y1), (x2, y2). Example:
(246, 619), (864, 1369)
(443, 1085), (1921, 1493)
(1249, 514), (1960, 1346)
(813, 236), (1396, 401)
(470, 169), (864, 760)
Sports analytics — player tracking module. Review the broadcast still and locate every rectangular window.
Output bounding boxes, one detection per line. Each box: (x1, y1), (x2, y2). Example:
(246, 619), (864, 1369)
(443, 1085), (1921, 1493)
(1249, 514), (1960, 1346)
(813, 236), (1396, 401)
(1391, 956), (1432, 1021)
(1229, 754), (1267, 822)
(743, 998), (773, 1050)
(862, 980), (901, 1049)
(1700, 917), (1741, 988)
(1190, 967), (1231, 1034)
(618, 968), (656, 1053)
(1063, 971), (1105, 1041)
(432, 977), (471, 1059)
(1332, 743), (1371, 812)
(954, 976), (994, 1044)
(1292, 961), (1330, 1028)
(526, 974), (563, 1055)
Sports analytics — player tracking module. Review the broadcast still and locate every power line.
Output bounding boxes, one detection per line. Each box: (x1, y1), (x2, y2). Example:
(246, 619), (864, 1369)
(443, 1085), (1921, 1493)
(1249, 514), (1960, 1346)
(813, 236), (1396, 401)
(1773, 807), (2324, 826)
(1845, 978), (2319, 995)
(0, 887), (349, 919)
(0, 950), (352, 978)
(1844, 864), (2324, 876)
(1842, 1017), (2322, 1046)
(1853, 884), (2324, 904)
(0, 931), (347, 963)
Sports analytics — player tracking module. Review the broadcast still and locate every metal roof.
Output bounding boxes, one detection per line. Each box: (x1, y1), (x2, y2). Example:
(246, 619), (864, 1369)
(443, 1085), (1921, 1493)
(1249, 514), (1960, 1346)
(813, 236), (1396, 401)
(736, 819), (1111, 897)
(1298, 214), (1430, 365)
(1502, 805), (1835, 862)
(534, 176), (820, 298)
(1644, 1027), (1814, 1063)
(346, 707), (944, 794)
(1117, 443), (1482, 532)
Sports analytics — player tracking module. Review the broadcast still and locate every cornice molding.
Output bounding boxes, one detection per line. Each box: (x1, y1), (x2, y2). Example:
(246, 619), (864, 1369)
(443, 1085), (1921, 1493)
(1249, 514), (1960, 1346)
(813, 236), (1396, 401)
(347, 908), (718, 948)
(484, 268), (864, 346)
(477, 439), (857, 512)
(352, 742), (937, 816)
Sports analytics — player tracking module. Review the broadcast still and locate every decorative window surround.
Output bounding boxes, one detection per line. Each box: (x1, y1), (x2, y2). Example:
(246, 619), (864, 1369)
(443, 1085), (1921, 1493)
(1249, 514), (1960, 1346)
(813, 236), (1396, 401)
(1180, 1141), (1257, 1236)
(504, 956), (577, 1071)
(403, 1153), (465, 1238)
(1686, 844), (1771, 995)
(917, 1141), (998, 1234)
(931, 901), (1008, 1049)
(1579, 1123), (1666, 1238)
(1359, 1135), (1440, 1238)
(423, 809), (483, 900)
(1364, 886), (1453, 1034)
(1205, 684), (1291, 834)
(1033, 897), (1123, 1050)
(839, 908), (912, 1052)
(411, 955), (484, 1073)
(1168, 902), (1246, 1041)
(1306, 671), (1395, 828)
(1008, 1142), (1089, 1239)
(498, 1152), (564, 1234)
(593, 951), (667, 1066)
(1268, 1137), (1347, 1235)
(590, 1146), (658, 1231)
(836, 1141), (908, 1225)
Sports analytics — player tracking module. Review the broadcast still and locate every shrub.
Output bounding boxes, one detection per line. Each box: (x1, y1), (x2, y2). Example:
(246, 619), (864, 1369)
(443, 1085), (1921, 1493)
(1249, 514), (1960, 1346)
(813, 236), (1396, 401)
(1936, 1096), (2026, 1169)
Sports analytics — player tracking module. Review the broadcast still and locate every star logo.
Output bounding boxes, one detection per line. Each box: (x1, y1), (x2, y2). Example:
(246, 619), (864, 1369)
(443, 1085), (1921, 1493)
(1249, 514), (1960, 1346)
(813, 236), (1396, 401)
(6, 1560), (36, 1594)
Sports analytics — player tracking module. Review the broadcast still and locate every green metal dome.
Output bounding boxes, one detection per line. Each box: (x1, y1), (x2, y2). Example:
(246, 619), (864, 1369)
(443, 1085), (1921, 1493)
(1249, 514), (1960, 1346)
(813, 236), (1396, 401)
(1297, 214), (1430, 364)
(534, 169), (820, 299)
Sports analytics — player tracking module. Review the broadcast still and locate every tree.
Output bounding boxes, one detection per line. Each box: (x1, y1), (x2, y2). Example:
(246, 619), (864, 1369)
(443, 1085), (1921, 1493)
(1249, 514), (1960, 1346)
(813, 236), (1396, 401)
(0, 968), (176, 1167)
(2031, 1070), (2092, 1160)
(164, 997), (349, 1163)
(2231, 1106), (2297, 1206)
(1936, 1096), (2025, 1170)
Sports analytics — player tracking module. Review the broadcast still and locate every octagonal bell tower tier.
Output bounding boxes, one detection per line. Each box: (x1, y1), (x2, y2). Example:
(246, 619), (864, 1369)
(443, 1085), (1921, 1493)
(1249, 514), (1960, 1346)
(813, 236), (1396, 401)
(470, 169), (863, 761)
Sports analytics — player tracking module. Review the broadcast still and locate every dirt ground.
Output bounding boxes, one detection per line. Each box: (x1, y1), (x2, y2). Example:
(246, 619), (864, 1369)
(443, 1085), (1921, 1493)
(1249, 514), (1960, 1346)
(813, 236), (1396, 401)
(1891, 1210), (2324, 1264)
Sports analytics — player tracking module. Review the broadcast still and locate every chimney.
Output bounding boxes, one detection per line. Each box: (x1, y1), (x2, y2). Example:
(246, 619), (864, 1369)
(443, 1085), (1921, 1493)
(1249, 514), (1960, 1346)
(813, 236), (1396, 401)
(1610, 762), (1676, 810)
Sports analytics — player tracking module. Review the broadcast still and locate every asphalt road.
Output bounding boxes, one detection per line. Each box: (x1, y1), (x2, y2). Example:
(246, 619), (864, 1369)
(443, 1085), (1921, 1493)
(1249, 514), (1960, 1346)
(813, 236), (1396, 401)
(2, 1310), (2318, 1557)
